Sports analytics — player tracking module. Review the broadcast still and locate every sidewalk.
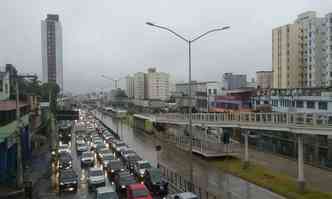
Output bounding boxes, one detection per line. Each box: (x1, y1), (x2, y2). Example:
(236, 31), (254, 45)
(0, 142), (51, 199)
(244, 147), (332, 193)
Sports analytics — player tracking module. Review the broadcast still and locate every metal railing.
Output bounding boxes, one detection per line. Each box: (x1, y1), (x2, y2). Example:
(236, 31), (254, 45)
(156, 112), (332, 128)
(159, 164), (221, 199)
(155, 131), (240, 156)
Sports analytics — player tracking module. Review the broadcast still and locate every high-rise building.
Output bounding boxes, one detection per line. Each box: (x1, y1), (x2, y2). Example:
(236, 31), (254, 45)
(125, 75), (135, 99)
(256, 71), (273, 89)
(295, 11), (326, 88)
(273, 11), (332, 88)
(324, 13), (332, 87)
(41, 14), (63, 91)
(222, 73), (247, 90)
(146, 68), (170, 101)
(272, 24), (303, 88)
(134, 72), (146, 99)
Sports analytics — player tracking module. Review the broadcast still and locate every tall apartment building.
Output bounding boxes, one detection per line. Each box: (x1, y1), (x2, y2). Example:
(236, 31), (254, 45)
(146, 68), (170, 101)
(272, 23), (303, 89)
(41, 14), (63, 91)
(222, 73), (247, 90)
(273, 11), (332, 88)
(134, 72), (146, 99)
(125, 75), (135, 98)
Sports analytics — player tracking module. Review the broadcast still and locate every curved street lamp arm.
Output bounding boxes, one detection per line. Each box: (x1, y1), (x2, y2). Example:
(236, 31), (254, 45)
(148, 23), (189, 43)
(191, 27), (230, 43)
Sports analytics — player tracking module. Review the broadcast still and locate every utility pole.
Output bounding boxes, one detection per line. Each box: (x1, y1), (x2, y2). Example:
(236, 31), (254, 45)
(15, 78), (23, 188)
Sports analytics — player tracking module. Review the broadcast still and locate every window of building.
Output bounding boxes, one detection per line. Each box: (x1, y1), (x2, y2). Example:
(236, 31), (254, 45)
(213, 89), (217, 95)
(4, 83), (8, 93)
(318, 102), (328, 110)
(296, 100), (304, 108)
(307, 101), (315, 109)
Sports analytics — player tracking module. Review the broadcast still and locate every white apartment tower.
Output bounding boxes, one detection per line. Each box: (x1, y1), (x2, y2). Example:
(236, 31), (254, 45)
(41, 14), (63, 91)
(146, 68), (170, 101)
(134, 72), (146, 99)
(125, 75), (135, 98)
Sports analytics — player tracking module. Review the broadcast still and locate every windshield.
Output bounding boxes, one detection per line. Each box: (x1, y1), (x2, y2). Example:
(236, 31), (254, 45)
(97, 192), (118, 199)
(132, 189), (149, 197)
(111, 161), (122, 169)
(90, 170), (103, 176)
(103, 154), (114, 160)
(150, 170), (162, 182)
(82, 152), (93, 158)
(120, 176), (136, 185)
(117, 143), (126, 147)
(139, 162), (151, 169)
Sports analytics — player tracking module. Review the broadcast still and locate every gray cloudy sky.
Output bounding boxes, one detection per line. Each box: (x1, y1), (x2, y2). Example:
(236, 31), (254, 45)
(0, 0), (331, 93)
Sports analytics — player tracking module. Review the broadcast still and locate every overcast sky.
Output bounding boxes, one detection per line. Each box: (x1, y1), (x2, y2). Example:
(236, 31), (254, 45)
(0, 0), (331, 93)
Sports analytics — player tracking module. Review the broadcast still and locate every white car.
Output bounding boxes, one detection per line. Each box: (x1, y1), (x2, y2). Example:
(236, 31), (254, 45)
(88, 168), (105, 191)
(81, 151), (94, 167)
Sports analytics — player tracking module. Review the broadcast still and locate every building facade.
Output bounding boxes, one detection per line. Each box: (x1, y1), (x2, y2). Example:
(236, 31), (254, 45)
(256, 71), (272, 89)
(41, 14), (63, 91)
(146, 68), (170, 101)
(125, 75), (135, 99)
(273, 11), (332, 88)
(134, 72), (146, 100)
(0, 67), (10, 101)
(222, 73), (247, 90)
(272, 23), (303, 88)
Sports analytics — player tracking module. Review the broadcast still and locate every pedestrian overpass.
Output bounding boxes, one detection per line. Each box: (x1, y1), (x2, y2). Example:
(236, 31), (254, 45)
(134, 112), (332, 192)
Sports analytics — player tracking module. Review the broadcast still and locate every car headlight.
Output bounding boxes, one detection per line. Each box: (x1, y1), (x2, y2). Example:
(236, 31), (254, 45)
(51, 151), (56, 155)
(60, 182), (64, 185)
(120, 169), (124, 171)
(121, 185), (126, 189)
(111, 169), (114, 172)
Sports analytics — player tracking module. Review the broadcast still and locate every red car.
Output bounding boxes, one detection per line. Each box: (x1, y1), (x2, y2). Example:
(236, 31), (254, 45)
(127, 183), (153, 199)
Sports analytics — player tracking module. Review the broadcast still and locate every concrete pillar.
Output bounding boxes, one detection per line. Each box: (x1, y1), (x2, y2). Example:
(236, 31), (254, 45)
(327, 136), (332, 167)
(314, 135), (320, 166)
(297, 134), (305, 192)
(243, 130), (249, 169)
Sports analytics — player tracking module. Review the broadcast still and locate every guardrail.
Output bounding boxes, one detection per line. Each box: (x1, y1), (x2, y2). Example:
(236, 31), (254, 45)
(159, 164), (221, 199)
(156, 112), (332, 128)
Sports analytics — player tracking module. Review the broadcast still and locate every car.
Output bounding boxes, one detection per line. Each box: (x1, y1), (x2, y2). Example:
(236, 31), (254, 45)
(88, 168), (106, 191)
(106, 159), (125, 180)
(94, 143), (107, 153)
(120, 148), (135, 159)
(134, 160), (152, 181)
(97, 148), (112, 160)
(143, 168), (168, 196)
(127, 184), (153, 199)
(77, 143), (89, 153)
(81, 151), (95, 167)
(167, 192), (199, 199)
(96, 186), (119, 199)
(114, 172), (137, 194)
(101, 152), (115, 168)
(126, 154), (142, 173)
(58, 144), (70, 153)
(111, 140), (126, 150)
(59, 169), (78, 192)
(115, 146), (128, 158)
(59, 152), (73, 170)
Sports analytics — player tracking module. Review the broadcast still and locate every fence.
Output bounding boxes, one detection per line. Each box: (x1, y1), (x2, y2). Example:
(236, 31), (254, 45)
(155, 130), (240, 155)
(159, 164), (220, 199)
(156, 112), (332, 128)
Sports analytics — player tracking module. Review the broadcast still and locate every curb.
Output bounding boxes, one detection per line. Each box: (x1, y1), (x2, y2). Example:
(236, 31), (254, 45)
(0, 188), (24, 198)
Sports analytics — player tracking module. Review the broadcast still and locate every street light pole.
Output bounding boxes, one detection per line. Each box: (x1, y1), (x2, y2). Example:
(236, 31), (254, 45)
(146, 22), (230, 187)
(15, 78), (23, 188)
